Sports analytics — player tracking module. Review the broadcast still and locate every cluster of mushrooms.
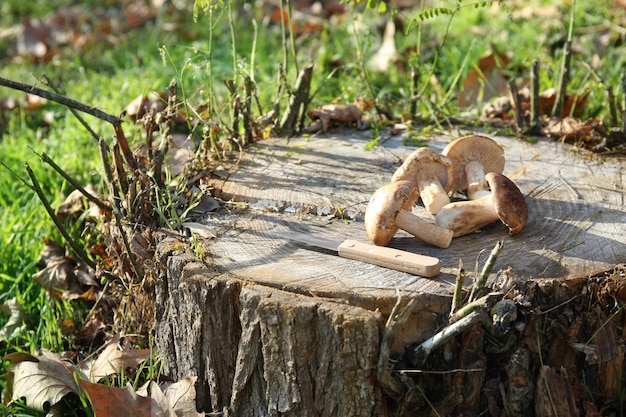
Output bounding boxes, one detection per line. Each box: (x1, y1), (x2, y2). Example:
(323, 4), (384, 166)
(364, 135), (528, 249)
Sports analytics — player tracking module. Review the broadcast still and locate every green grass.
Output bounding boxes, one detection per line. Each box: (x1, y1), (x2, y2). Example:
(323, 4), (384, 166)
(0, 0), (625, 414)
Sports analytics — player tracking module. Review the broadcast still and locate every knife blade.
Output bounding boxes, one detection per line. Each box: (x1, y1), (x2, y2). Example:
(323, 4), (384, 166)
(278, 231), (440, 277)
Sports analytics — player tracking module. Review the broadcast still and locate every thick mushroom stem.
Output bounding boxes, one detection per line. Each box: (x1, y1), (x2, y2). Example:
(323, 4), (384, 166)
(365, 180), (453, 248)
(436, 172), (528, 237)
(391, 147), (454, 215)
(465, 160), (490, 200)
(394, 210), (454, 248)
(435, 196), (499, 237)
(417, 175), (449, 215)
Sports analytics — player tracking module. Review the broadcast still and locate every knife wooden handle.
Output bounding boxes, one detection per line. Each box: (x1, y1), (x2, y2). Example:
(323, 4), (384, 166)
(337, 239), (440, 278)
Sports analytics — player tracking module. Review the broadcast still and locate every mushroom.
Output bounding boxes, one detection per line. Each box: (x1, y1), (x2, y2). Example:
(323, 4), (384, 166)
(365, 180), (454, 248)
(391, 147), (454, 215)
(435, 172), (528, 237)
(442, 135), (505, 200)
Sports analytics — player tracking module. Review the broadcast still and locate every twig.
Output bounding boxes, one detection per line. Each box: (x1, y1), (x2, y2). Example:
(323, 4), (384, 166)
(98, 137), (122, 213)
(608, 86), (618, 128)
(280, 63), (314, 133)
(0, 76), (122, 126)
(530, 60), (540, 131)
(42, 75), (100, 141)
(112, 142), (129, 195)
(377, 295), (419, 399)
(25, 163), (96, 270)
(97, 138), (142, 280)
(243, 75), (254, 145)
(552, 0), (576, 117)
(409, 310), (488, 367)
(410, 66), (420, 118)
(36, 151), (112, 213)
(449, 259), (465, 319)
(508, 79), (525, 132)
(450, 292), (502, 324)
(469, 240), (503, 302)
(621, 72), (626, 133)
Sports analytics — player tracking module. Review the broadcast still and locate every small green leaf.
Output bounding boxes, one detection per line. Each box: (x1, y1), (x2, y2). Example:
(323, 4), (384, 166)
(378, 2), (387, 13)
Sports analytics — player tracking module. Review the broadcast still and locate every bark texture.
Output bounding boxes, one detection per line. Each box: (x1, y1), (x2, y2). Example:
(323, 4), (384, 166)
(154, 237), (384, 416)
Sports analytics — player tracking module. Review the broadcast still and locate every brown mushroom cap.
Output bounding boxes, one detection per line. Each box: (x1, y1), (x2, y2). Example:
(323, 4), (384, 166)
(485, 172), (528, 234)
(391, 147), (454, 191)
(365, 180), (419, 246)
(442, 135), (505, 191)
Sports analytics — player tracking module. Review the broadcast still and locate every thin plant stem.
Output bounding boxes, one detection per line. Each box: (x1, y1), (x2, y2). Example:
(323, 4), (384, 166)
(25, 163), (96, 270)
(552, 0), (576, 117)
(35, 150), (112, 213)
(353, 16), (390, 121)
(449, 259), (465, 319)
(469, 240), (503, 302)
(41, 75), (100, 142)
(227, 0), (238, 84)
(286, 0), (299, 74)
(530, 60), (540, 131)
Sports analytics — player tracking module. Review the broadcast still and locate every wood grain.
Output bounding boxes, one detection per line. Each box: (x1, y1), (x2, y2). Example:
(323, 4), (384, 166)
(204, 130), (626, 311)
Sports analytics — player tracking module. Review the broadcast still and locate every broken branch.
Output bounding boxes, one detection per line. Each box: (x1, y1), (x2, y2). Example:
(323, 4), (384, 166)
(25, 163), (96, 270)
(0, 76), (122, 126)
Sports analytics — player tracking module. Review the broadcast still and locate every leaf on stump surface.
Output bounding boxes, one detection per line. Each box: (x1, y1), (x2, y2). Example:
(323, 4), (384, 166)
(79, 380), (151, 417)
(4, 350), (79, 412)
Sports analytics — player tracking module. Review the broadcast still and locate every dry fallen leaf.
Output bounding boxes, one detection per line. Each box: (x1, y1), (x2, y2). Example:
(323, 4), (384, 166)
(540, 116), (605, 146)
(0, 298), (27, 340)
(80, 334), (151, 382)
(56, 185), (100, 220)
(4, 350), (79, 412)
(458, 48), (512, 108)
(307, 103), (362, 132)
(79, 380), (151, 417)
(33, 239), (99, 300)
(153, 377), (203, 417)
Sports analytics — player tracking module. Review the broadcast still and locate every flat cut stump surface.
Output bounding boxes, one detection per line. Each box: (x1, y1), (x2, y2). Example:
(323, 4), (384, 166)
(207, 130), (626, 294)
(155, 129), (626, 416)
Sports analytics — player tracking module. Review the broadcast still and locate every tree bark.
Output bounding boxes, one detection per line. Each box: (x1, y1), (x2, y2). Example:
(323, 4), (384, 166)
(154, 237), (384, 416)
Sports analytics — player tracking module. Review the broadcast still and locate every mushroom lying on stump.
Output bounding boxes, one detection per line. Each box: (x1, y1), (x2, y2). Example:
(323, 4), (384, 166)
(391, 147), (454, 215)
(365, 180), (454, 248)
(443, 135), (505, 200)
(435, 172), (528, 237)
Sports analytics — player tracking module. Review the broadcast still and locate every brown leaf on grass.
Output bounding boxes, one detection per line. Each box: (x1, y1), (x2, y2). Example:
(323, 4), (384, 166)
(56, 185), (100, 221)
(80, 334), (151, 382)
(0, 298), (27, 340)
(533, 88), (589, 118)
(307, 104), (362, 132)
(4, 350), (79, 412)
(32, 239), (99, 299)
(458, 48), (512, 108)
(79, 380), (151, 417)
(483, 87), (590, 121)
(32, 251), (74, 298)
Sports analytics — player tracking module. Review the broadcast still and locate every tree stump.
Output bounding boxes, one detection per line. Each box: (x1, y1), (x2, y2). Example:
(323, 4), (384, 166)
(153, 130), (626, 415)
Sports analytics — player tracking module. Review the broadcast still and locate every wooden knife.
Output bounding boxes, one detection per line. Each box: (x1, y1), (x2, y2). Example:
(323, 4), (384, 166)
(278, 231), (440, 278)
